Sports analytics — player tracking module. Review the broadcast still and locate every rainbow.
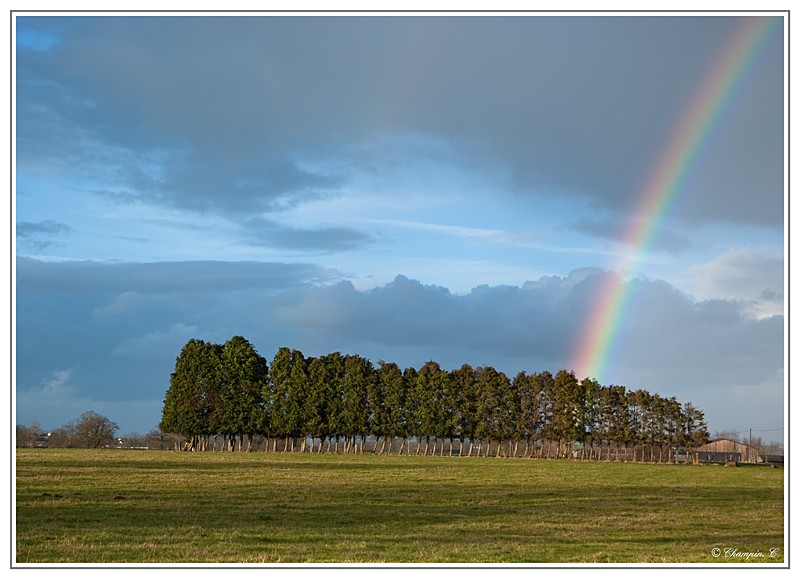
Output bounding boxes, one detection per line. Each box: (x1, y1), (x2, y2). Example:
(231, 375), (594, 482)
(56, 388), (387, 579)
(571, 16), (782, 383)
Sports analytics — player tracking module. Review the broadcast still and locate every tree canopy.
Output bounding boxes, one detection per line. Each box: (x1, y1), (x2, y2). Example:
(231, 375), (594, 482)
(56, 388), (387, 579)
(161, 336), (710, 454)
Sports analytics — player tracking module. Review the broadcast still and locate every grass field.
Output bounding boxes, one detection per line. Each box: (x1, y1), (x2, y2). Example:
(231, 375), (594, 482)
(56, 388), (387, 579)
(15, 449), (784, 564)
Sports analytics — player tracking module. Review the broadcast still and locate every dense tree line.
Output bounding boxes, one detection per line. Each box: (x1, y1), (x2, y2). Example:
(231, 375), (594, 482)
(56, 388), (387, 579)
(160, 337), (710, 456)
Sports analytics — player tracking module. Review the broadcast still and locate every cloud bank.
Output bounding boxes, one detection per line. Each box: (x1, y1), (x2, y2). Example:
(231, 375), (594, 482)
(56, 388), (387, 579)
(15, 258), (783, 436)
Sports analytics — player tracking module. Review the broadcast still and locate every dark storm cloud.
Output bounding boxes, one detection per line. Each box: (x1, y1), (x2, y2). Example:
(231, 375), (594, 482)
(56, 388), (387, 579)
(16, 15), (784, 230)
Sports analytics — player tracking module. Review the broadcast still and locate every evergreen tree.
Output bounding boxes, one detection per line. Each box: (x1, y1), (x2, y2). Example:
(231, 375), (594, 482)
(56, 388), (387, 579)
(580, 377), (602, 451)
(341, 354), (372, 452)
(552, 369), (582, 454)
(161, 336), (712, 460)
(683, 402), (710, 449)
(376, 360), (406, 453)
(322, 352), (346, 451)
(286, 349), (309, 451)
(161, 338), (224, 449)
(267, 347), (293, 447)
(450, 363), (478, 455)
(219, 336), (268, 450)
(306, 356), (329, 452)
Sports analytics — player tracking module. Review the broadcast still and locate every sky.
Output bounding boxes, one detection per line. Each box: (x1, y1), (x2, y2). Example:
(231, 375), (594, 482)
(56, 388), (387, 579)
(12, 12), (786, 441)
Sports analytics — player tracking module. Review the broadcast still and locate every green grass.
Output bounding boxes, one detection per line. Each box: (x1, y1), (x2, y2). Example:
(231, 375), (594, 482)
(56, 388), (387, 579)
(15, 449), (784, 564)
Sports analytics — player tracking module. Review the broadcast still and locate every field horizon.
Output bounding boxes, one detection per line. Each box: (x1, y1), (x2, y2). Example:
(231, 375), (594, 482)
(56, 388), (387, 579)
(15, 449), (785, 565)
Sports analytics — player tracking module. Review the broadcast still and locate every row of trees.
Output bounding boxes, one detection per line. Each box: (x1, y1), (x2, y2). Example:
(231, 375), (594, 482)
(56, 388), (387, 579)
(16, 414), (183, 450)
(160, 337), (710, 455)
(16, 411), (120, 449)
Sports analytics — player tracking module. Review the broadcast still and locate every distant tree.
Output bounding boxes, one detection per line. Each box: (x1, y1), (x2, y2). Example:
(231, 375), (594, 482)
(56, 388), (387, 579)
(48, 424), (76, 448)
(120, 432), (146, 448)
(683, 402), (710, 449)
(760, 439), (784, 456)
(160, 338), (224, 449)
(551, 370), (582, 455)
(16, 425), (30, 448)
(365, 361), (386, 454)
(450, 364), (478, 456)
(580, 377), (602, 452)
(514, 371), (541, 457)
(145, 428), (180, 450)
(377, 360), (407, 454)
(412, 361), (446, 455)
(422, 361), (455, 456)
(491, 369), (516, 457)
(286, 349), (310, 451)
(536, 370), (558, 455)
(305, 356), (330, 452)
(322, 352), (346, 452)
(219, 336), (268, 451)
(473, 365), (512, 456)
(71, 411), (119, 448)
(16, 421), (42, 448)
(267, 347), (293, 450)
(663, 396), (684, 448)
(402, 366), (419, 453)
(340, 354), (373, 453)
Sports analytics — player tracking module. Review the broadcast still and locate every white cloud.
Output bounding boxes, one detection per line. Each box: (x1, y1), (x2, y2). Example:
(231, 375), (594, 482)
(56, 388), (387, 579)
(679, 248), (784, 318)
(41, 369), (72, 394)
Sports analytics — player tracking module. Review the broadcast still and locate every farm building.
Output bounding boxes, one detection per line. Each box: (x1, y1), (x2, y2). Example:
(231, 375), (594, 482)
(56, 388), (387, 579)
(695, 438), (761, 464)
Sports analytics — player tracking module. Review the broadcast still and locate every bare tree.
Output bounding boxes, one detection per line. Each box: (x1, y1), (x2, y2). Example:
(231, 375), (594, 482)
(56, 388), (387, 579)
(71, 411), (119, 448)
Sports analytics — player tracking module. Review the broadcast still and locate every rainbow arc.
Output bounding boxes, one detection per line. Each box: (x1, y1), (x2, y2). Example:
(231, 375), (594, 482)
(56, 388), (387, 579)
(571, 16), (782, 383)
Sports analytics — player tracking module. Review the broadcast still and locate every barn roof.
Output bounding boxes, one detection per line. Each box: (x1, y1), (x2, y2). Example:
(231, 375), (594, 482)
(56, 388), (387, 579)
(702, 438), (759, 449)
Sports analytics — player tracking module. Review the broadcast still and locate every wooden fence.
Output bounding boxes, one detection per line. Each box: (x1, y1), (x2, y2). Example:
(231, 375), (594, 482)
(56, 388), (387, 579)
(174, 434), (707, 463)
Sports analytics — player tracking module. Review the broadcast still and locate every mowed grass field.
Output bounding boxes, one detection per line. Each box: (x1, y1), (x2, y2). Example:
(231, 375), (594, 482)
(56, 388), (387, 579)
(16, 449), (784, 564)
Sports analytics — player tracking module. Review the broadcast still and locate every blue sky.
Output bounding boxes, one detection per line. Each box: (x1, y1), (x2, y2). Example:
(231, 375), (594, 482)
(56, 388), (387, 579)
(13, 13), (785, 441)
